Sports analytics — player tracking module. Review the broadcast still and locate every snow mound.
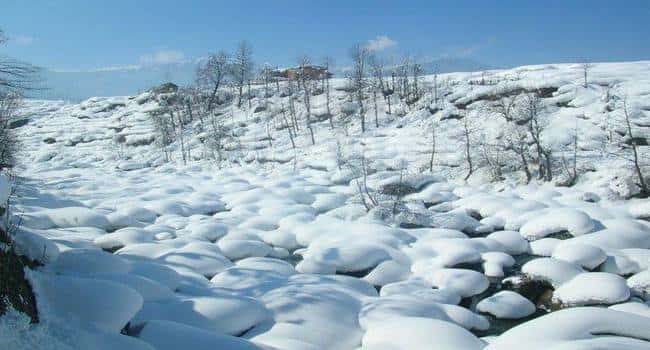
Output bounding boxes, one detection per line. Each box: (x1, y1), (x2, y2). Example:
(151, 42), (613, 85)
(553, 272), (630, 306)
(361, 317), (485, 350)
(426, 268), (489, 297)
(551, 243), (607, 270)
(486, 307), (650, 350)
(519, 209), (595, 240)
(477, 291), (536, 319)
(136, 320), (264, 350)
(522, 257), (584, 287)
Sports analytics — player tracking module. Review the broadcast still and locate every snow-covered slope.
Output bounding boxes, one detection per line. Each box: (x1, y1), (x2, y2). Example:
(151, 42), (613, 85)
(4, 61), (650, 349)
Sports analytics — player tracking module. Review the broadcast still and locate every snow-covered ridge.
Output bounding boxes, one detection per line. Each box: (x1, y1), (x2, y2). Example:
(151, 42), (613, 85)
(4, 61), (650, 349)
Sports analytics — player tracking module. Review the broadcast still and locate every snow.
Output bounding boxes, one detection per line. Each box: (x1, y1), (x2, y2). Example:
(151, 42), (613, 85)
(136, 320), (263, 350)
(359, 294), (489, 331)
(627, 270), (650, 298)
(553, 272), (630, 306)
(485, 307), (650, 350)
(30, 272), (143, 333)
(426, 268), (490, 297)
(361, 317), (485, 350)
(477, 291), (536, 319)
(552, 243), (607, 270)
(519, 209), (595, 240)
(486, 230), (530, 255)
(133, 294), (269, 335)
(7, 60), (650, 349)
(522, 257), (584, 287)
(0, 174), (9, 205)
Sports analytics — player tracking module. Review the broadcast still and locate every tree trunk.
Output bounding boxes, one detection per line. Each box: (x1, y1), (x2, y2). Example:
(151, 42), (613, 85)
(207, 84), (219, 111)
(358, 92), (366, 133)
(429, 127), (436, 172)
(373, 90), (379, 128)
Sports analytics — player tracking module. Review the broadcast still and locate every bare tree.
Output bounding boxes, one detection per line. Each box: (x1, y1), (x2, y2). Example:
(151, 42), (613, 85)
(410, 59), (424, 104)
(298, 55), (315, 145)
(461, 112), (476, 180)
(347, 152), (379, 211)
(0, 91), (20, 170)
(432, 65), (439, 105)
(396, 56), (410, 101)
(349, 44), (369, 132)
(581, 61), (593, 88)
(279, 103), (296, 149)
(609, 94), (649, 196)
(559, 121), (580, 186)
(428, 120), (437, 173)
(206, 113), (229, 165)
(260, 63), (274, 100)
(522, 93), (553, 181)
(0, 29), (37, 169)
(0, 39), (39, 91)
(369, 54), (386, 128)
(196, 51), (229, 112)
(490, 94), (535, 182)
(231, 40), (254, 108)
(322, 56), (334, 129)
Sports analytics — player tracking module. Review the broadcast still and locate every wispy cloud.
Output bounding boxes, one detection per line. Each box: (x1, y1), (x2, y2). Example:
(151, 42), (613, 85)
(446, 37), (497, 58)
(51, 65), (141, 73)
(139, 50), (186, 66)
(52, 49), (188, 73)
(364, 35), (397, 52)
(14, 35), (33, 45)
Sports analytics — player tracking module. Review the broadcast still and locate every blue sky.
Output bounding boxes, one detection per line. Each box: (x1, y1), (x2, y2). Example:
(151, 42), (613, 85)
(2, 0), (650, 72)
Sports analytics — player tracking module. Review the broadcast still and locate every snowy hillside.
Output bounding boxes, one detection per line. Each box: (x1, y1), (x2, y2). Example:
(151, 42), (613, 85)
(4, 61), (650, 349)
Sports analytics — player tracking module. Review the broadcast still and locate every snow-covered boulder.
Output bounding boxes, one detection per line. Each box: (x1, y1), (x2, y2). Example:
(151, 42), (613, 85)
(553, 272), (630, 306)
(361, 317), (485, 350)
(426, 268), (489, 298)
(477, 291), (536, 319)
(552, 243), (607, 270)
(136, 320), (264, 350)
(519, 209), (595, 240)
(522, 257), (584, 287)
(486, 307), (650, 350)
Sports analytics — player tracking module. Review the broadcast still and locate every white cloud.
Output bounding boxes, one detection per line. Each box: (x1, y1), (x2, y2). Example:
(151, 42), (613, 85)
(51, 49), (188, 73)
(51, 65), (141, 73)
(139, 50), (186, 65)
(14, 35), (33, 45)
(364, 35), (397, 52)
(451, 37), (497, 57)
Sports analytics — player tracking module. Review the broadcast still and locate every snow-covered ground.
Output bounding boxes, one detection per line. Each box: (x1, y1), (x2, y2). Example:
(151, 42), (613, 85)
(3, 61), (650, 349)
